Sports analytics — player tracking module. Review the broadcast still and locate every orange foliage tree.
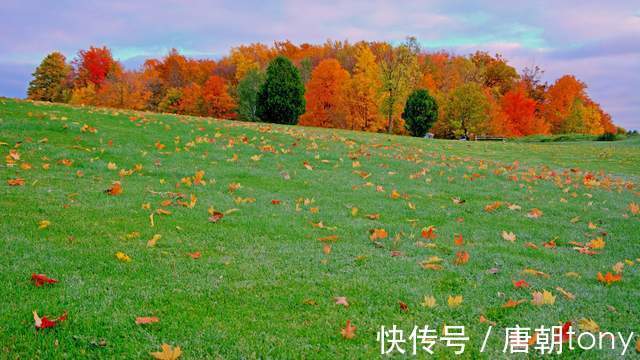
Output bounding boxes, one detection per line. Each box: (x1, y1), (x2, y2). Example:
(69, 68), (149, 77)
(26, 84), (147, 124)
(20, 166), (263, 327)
(202, 75), (235, 119)
(299, 59), (350, 129)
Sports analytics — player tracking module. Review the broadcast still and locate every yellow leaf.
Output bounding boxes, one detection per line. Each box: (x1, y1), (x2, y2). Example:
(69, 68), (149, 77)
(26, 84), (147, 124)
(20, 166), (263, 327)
(115, 252), (131, 262)
(555, 287), (575, 300)
(38, 220), (51, 230)
(522, 268), (550, 278)
(532, 290), (555, 306)
(587, 237), (606, 249)
(447, 295), (463, 308)
(150, 343), (182, 360)
(147, 234), (161, 247)
(578, 318), (600, 333)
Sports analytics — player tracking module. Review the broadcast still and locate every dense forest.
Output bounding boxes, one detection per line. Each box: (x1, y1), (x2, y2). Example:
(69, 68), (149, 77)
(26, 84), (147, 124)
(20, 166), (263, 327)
(27, 38), (620, 138)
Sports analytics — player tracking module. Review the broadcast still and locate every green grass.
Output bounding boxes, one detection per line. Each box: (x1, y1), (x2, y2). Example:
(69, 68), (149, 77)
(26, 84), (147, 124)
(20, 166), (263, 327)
(1, 97), (639, 358)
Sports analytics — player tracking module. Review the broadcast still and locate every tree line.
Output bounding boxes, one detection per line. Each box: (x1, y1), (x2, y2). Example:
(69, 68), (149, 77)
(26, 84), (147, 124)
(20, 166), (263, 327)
(27, 38), (621, 138)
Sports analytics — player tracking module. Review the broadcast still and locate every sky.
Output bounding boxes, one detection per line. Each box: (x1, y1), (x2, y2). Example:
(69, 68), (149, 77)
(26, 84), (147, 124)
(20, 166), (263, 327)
(0, 0), (638, 129)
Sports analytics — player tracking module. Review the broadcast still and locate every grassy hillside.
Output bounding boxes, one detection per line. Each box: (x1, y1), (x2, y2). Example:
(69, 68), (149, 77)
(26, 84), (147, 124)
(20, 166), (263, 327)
(1, 98), (639, 358)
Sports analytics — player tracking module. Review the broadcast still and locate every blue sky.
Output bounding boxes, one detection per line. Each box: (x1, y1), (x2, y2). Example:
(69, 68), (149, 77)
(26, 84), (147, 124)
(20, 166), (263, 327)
(0, 0), (638, 129)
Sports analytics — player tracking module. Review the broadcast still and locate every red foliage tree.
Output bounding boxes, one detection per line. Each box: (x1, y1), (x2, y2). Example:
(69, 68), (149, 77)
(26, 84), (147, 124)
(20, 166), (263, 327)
(501, 85), (549, 136)
(74, 46), (119, 88)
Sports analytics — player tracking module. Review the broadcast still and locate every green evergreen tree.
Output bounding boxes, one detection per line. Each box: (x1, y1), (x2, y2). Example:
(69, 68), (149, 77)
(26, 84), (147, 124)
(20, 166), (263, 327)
(256, 56), (305, 124)
(402, 89), (438, 137)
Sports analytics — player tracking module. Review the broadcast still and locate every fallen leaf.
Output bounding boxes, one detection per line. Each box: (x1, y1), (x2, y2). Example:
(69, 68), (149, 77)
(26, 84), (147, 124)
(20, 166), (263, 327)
(454, 251), (469, 265)
(512, 279), (530, 288)
(502, 231), (516, 242)
(105, 181), (123, 196)
(150, 343), (182, 360)
(531, 290), (555, 306)
(147, 234), (161, 247)
(502, 299), (526, 308)
(421, 295), (436, 308)
(578, 318), (600, 332)
(340, 320), (356, 339)
(555, 287), (575, 300)
(597, 272), (621, 285)
(612, 262), (624, 273)
(587, 237), (606, 249)
(8, 178), (26, 186)
(188, 251), (201, 259)
(447, 295), (463, 308)
(398, 301), (408, 312)
(369, 228), (388, 241)
(135, 317), (160, 325)
(526, 208), (543, 219)
(334, 297), (349, 307)
(33, 310), (67, 329)
(479, 315), (496, 326)
(38, 220), (51, 230)
(115, 251), (131, 262)
(208, 211), (224, 223)
(421, 226), (436, 239)
(31, 273), (58, 287)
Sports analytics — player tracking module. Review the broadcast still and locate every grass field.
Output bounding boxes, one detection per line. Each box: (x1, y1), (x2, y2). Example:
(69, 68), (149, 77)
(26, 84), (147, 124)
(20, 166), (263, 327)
(1, 97), (639, 358)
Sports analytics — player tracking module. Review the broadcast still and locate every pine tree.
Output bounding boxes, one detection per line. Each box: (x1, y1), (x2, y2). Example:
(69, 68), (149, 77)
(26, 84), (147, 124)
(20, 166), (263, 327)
(256, 56), (305, 124)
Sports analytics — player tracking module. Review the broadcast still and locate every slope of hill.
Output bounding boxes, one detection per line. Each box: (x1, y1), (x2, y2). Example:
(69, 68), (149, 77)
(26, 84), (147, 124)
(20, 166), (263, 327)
(1, 98), (639, 358)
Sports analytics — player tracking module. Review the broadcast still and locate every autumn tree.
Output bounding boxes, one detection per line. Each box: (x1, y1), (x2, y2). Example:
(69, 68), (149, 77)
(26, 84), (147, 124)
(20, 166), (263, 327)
(344, 45), (384, 132)
(202, 75), (235, 118)
(27, 52), (71, 102)
(178, 83), (205, 115)
(442, 83), (490, 138)
(542, 75), (586, 133)
(299, 59), (350, 129)
(237, 69), (265, 121)
(73, 46), (120, 88)
(379, 39), (420, 133)
(95, 70), (151, 110)
(500, 85), (549, 136)
(402, 89), (438, 137)
(158, 88), (183, 113)
(155, 49), (189, 88)
(470, 51), (518, 95)
(256, 56), (305, 124)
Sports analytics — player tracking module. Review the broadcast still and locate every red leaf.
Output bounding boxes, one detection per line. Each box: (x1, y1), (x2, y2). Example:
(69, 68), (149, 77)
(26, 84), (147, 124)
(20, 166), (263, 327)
(31, 273), (58, 287)
(512, 279), (530, 288)
(33, 311), (67, 329)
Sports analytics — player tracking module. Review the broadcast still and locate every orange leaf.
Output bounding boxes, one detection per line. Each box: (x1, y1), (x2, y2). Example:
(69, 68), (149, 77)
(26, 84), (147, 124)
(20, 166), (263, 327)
(105, 181), (122, 195)
(136, 317), (160, 325)
(597, 271), (621, 285)
(340, 320), (356, 339)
